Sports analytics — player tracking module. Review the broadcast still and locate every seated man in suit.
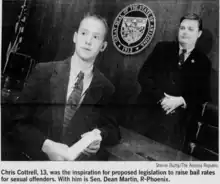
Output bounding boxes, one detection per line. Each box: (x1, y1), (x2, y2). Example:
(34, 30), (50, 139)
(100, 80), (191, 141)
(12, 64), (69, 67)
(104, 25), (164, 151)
(137, 13), (211, 150)
(10, 13), (120, 161)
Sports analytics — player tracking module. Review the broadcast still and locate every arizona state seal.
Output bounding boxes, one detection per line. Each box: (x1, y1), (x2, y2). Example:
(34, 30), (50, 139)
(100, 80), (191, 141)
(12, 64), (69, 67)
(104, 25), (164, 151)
(112, 3), (156, 55)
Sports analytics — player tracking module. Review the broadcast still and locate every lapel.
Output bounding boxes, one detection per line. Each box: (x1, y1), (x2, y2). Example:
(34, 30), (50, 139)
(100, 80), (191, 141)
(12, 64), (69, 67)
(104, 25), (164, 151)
(182, 49), (197, 70)
(81, 67), (105, 106)
(50, 57), (71, 104)
(168, 42), (179, 70)
(168, 42), (183, 92)
(49, 57), (71, 128)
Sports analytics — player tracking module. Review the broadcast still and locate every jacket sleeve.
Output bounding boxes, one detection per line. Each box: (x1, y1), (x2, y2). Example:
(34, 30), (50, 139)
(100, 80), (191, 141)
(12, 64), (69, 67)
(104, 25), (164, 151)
(138, 42), (164, 103)
(97, 84), (121, 146)
(12, 63), (50, 160)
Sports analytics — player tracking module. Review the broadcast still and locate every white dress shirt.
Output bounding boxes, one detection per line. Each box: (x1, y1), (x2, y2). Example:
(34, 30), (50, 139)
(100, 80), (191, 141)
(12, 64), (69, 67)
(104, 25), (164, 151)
(66, 55), (93, 104)
(179, 45), (194, 61)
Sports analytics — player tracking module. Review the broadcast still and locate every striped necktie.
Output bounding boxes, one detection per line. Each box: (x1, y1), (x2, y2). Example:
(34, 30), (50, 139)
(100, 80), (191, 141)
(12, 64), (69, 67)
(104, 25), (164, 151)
(178, 49), (187, 67)
(63, 71), (84, 133)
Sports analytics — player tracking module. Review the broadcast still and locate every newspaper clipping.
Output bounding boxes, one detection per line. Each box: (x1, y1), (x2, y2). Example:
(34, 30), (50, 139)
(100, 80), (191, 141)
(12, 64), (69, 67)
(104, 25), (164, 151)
(1, 0), (219, 184)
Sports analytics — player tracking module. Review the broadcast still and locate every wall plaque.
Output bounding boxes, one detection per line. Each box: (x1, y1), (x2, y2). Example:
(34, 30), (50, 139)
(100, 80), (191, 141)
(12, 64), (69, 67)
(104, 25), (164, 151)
(112, 3), (156, 55)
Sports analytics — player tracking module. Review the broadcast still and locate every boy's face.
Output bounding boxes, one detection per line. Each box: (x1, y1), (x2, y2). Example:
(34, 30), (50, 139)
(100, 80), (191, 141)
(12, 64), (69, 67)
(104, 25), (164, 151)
(178, 19), (202, 46)
(73, 17), (107, 63)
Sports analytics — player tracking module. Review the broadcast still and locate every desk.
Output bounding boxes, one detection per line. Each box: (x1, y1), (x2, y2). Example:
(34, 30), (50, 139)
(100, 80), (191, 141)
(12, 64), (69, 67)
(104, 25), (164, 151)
(106, 127), (198, 161)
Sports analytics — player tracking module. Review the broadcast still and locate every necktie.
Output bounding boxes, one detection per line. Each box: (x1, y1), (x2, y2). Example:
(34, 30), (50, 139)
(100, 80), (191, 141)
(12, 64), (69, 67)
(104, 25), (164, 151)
(63, 71), (84, 134)
(178, 49), (187, 67)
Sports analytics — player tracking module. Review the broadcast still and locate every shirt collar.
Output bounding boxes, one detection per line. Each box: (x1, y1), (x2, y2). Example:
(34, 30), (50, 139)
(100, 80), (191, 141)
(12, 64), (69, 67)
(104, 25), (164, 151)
(179, 44), (194, 54)
(70, 55), (93, 77)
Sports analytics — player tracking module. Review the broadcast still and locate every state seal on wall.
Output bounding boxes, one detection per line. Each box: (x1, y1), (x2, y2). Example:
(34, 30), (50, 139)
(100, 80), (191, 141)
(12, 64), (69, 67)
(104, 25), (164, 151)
(112, 3), (156, 55)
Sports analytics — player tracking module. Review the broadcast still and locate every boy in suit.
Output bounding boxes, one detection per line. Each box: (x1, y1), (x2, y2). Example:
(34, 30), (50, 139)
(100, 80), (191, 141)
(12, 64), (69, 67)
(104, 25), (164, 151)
(11, 13), (120, 161)
(138, 13), (211, 150)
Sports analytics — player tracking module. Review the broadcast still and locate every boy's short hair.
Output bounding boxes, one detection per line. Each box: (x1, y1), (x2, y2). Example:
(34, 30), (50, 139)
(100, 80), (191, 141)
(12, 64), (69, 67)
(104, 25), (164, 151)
(180, 13), (203, 31)
(79, 12), (109, 41)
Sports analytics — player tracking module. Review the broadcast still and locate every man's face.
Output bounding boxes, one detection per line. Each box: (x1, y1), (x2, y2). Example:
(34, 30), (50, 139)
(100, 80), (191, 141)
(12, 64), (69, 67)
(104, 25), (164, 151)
(178, 19), (202, 46)
(73, 17), (107, 62)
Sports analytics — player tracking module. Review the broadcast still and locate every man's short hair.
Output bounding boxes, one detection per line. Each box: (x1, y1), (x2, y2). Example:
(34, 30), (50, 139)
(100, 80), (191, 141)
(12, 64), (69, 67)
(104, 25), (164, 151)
(78, 12), (109, 41)
(180, 13), (203, 31)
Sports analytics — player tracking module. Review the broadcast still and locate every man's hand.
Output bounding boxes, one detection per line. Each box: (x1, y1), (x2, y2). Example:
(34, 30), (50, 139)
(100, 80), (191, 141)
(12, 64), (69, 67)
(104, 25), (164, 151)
(160, 93), (186, 114)
(42, 139), (70, 161)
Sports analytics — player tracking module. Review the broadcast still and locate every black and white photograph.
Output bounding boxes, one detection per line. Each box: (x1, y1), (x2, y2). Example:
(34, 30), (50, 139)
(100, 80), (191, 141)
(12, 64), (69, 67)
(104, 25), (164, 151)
(1, 0), (218, 163)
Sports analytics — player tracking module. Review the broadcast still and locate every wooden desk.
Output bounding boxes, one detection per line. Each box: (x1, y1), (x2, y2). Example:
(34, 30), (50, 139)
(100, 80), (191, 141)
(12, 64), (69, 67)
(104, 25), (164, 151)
(106, 127), (198, 161)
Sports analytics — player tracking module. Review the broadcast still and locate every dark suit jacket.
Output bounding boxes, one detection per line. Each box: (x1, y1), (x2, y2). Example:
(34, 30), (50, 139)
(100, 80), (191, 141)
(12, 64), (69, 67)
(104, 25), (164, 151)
(12, 57), (120, 160)
(137, 41), (211, 150)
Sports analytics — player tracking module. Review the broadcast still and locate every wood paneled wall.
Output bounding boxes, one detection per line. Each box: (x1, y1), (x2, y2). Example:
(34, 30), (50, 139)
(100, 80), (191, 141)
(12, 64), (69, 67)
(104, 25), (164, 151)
(2, 0), (219, 105)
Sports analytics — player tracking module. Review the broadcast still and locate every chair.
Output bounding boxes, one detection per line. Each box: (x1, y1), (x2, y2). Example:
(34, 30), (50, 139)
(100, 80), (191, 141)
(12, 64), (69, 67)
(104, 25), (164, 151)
(185, 102), (218, 161)
(1, 52), (36, 160)
(2, 52), (36, 92)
